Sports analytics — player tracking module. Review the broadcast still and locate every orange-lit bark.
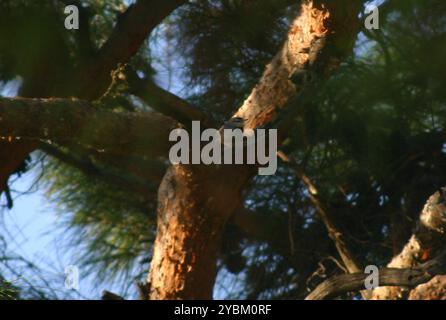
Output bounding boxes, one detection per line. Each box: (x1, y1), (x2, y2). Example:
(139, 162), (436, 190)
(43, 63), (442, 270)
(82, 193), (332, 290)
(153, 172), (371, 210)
(372, 189), (446, 300)
(148, 0), (362, 299)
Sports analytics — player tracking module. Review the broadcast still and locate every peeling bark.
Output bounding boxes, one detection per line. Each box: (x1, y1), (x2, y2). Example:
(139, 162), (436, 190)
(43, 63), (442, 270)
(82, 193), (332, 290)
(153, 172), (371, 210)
(371, 189), (446, 299)
(148, 165), (250, 299)
(409, 275), (446, 300)
(234, 1), (331, 128)
(148, 0), (362, 300)
(306, 251), (446, 300)
(0, 97), (177, 158)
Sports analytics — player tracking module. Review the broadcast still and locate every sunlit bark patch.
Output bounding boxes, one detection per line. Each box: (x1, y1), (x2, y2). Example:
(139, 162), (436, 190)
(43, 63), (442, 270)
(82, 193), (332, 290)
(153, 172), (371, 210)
(235, 1), (331, 129)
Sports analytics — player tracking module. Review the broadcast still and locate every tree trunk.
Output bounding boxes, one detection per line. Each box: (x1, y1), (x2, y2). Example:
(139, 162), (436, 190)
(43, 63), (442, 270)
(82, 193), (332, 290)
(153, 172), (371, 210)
(148, 0), (362, 299)
(148, 165), (252, 299)
(0, 0), (184, 200)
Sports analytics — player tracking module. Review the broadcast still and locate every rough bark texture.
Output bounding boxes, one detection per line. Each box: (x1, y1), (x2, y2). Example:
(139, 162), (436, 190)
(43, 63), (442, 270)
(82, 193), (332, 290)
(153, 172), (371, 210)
(306, 189), (446, 300)
(306, 252), (446, 300)
(371, 189), (446, 299)
(148, 0), (362, 300)
(0, 0), (362, 300)
(233, 2), (329, 128)
(148, 165), (251, 299)
(409, 276), (446, 300)
(0, 0), (184, 200)
(0, 97), (177, 157)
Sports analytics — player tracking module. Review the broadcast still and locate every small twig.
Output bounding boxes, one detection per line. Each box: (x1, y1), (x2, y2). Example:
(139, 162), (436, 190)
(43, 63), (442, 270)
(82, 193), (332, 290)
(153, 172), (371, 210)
(278, 150), (362, 274)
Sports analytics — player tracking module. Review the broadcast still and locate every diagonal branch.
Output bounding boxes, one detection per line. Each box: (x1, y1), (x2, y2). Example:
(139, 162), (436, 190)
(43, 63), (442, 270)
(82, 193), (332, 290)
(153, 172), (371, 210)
(277, 151), (362, 274)
(232, 0), (362, 130)
(278, 150), (372, 299)
(76, 0), (187, 99)
(124, 67), (215, 127)
(148, 0), (364, 299)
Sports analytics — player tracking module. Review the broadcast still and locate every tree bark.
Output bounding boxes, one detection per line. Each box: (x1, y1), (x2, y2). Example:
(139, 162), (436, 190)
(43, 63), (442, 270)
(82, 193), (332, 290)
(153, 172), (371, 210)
(409, 275), (446, 300)
(148, 165), (251, 299)
(371, 188), (446, 299)
(73, 0), (187, 100)
(148, 0), (362, 299)
(0, 0), (363, 299)
(0, 97), (176, 158)
(0, 0), (185, 200)
(306, 188), (446, 300)
(306, 251), (446, 300)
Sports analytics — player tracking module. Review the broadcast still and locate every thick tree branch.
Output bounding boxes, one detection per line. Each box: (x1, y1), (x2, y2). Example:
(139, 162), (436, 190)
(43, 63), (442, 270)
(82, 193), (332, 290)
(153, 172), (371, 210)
(233, 0), (362, 130)
(409, 275), (446, 299)
(148, 0), (363, 300)
(0, 97), (177, 158)
(371, 188), (446, 299)
(76, 0), (187, 99)
(124, 67), (215, 127)
(306, 250), (446, 300)
(0, 0), (186, 199)
(42, 140), (167, 183)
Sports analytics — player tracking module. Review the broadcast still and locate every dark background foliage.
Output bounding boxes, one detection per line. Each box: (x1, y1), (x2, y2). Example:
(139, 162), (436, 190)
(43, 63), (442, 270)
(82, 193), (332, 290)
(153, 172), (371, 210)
(0, 0), (445, 299)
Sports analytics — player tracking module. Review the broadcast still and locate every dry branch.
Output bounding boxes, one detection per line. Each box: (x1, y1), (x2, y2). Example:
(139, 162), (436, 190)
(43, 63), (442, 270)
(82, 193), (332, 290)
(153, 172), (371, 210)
(371, 188), (446, 299)
(306, 251), (446, 300)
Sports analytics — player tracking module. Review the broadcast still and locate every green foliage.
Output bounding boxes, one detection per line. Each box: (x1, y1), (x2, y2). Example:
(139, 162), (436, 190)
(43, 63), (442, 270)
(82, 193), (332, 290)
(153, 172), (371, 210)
(174, 0), (295, 119)
(44, 156), (156, 285)
(0, 277), (19, 300)
(237, 0), (446, 298)
(1, 0), (446, 299)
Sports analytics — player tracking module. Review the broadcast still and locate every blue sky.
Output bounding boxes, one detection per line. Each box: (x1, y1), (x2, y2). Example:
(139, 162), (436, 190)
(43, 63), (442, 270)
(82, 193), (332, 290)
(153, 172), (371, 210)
(0, 0), (381, 299)
(1, 81), (102, 299)
(0, 21), (220, 298)
(0, 1), (174, 297)
(0, 39), (235, 299)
